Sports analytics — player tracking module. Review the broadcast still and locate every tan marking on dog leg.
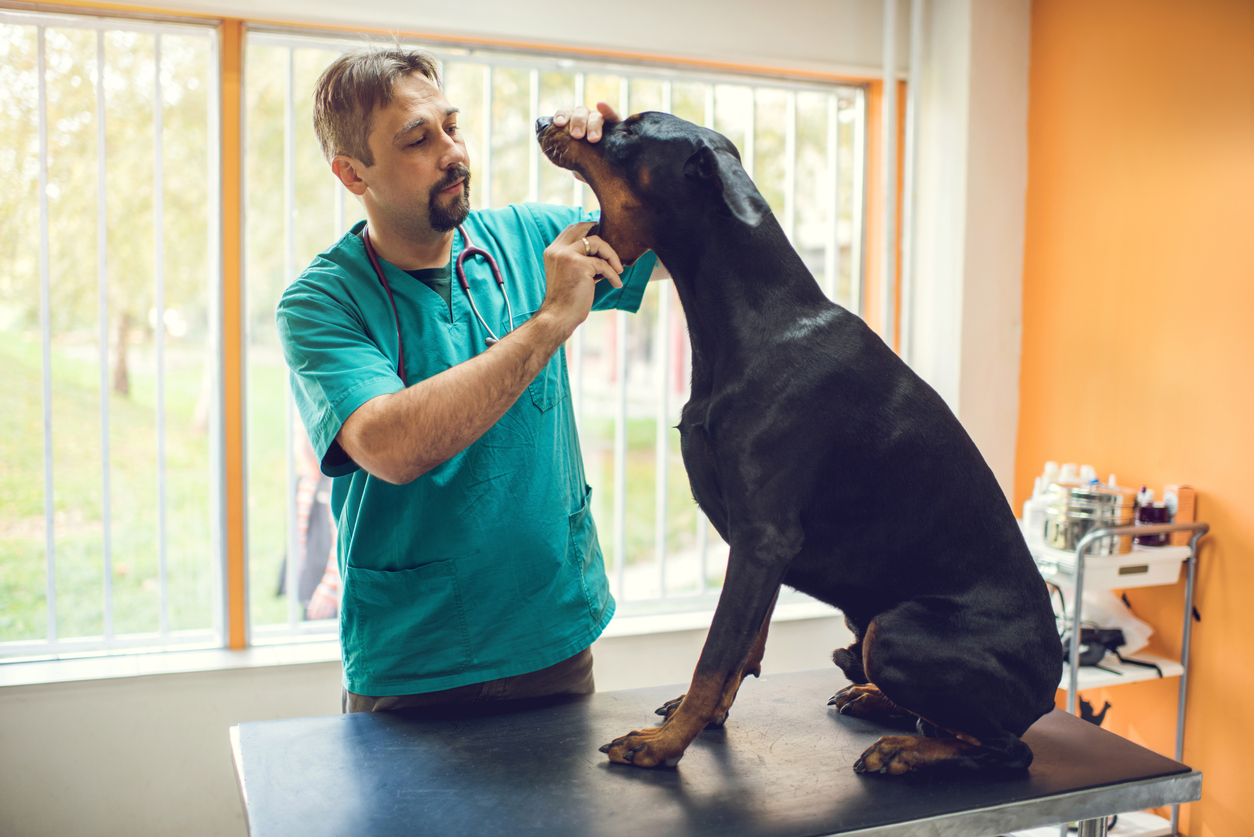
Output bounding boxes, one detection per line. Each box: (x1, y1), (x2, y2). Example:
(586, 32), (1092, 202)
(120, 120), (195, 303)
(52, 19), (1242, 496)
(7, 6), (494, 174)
(601, 672), (725, 767)
(704, 590), (778, 725)
(655, 590), (778, 726)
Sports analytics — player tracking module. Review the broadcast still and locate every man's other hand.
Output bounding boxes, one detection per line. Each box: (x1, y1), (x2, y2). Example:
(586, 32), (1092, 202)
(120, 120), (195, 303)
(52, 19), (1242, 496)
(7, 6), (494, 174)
(539, 221), (624, 338)
(550, 102), (620, 143)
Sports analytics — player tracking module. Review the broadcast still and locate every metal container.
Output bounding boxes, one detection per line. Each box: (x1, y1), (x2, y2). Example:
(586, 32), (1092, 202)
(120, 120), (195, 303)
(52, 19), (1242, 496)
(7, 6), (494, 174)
(1043, 481), (1138, 555)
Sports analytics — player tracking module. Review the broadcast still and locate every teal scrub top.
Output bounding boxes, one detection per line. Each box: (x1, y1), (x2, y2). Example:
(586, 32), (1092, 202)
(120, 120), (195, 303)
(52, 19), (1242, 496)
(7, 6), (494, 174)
(276, 203), (657, 696)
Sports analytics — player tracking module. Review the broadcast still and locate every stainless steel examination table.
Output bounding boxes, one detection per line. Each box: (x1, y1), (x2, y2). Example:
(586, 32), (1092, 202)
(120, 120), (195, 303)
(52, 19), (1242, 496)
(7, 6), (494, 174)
(229, 669), (1200, 837)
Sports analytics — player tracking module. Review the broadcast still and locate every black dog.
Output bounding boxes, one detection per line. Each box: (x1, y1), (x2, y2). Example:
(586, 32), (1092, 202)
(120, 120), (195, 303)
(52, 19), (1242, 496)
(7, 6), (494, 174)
(536, 111), (1061, 774)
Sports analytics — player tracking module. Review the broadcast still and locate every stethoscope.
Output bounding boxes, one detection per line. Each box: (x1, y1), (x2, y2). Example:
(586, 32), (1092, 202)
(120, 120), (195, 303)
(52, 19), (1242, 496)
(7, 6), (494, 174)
(362, 224), (516, 386)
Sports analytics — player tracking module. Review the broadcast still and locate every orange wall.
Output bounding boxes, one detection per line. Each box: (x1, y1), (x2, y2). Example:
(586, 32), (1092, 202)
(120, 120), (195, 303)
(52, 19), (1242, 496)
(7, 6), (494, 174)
(1018, 2), (1254, 835)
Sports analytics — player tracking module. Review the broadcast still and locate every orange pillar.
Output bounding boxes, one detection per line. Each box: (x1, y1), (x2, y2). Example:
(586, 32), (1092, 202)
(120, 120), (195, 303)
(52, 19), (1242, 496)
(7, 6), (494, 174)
(220, 19), (246, 649)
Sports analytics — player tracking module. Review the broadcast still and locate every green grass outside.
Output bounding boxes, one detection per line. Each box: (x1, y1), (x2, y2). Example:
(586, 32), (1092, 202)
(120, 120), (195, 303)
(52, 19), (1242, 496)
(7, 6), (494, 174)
(0, 333), (214, 642)
(245, 359), (293, 628)
(2, 334), (720, 644)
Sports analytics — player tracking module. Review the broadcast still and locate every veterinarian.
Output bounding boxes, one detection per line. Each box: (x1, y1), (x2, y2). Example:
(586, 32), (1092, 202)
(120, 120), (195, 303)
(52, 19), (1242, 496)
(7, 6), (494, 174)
(276, 45), (657, 713)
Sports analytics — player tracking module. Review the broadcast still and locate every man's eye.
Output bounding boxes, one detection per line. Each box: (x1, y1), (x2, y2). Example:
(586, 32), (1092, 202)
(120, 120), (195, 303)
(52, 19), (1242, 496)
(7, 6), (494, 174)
(409, 137), (424, 147)
(446, 125), (458, 136)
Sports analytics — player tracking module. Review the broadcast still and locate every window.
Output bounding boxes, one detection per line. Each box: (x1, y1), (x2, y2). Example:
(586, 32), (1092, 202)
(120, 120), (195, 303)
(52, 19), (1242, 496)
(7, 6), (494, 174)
(0, 10), (220, 658)
(0, 16), (866, 660)
(242, 31), (866, 640)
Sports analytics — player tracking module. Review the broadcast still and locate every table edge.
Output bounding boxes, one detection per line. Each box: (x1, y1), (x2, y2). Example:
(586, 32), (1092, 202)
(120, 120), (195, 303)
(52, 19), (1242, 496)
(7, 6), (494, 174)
(827, 770), (1202, 837)
(229, 724), (251, 836)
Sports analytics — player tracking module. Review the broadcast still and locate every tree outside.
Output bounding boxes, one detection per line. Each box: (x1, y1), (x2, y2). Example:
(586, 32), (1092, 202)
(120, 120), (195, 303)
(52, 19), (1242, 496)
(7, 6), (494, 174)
(1, 21), (216, 645)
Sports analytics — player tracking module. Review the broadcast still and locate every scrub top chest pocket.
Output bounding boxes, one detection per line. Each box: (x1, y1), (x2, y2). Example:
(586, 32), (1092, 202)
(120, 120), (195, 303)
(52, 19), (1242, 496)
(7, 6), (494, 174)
(521, 308), (569, 412)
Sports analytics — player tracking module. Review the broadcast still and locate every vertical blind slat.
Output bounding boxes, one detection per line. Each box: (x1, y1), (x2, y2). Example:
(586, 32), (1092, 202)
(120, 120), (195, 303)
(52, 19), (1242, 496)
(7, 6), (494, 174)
(284, 47), (300, 630)
(37, 25), (57, 644)
(154, 33), (171, 637)
(96, 29), (115, 640)
(825, 94), (839, 302)
(527, 69), (539, 203)
(481, 66), (493, 208)
(850, 88), (867, 317)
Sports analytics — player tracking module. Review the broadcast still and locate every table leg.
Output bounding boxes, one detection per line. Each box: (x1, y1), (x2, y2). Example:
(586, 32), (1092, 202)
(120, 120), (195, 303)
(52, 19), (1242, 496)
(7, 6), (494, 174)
(1076, 817), (1108, 837)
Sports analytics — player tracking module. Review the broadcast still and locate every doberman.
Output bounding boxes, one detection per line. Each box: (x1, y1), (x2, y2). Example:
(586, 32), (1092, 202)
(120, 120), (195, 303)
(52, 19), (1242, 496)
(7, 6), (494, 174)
(535, 111), (1062, 775)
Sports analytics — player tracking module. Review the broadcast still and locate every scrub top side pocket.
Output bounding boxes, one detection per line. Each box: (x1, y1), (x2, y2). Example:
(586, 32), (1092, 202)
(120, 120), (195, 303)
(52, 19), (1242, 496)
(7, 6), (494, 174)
(521, 309), (569, 412)
(569, 485), (610, 623)
(343, 560), (473, 685)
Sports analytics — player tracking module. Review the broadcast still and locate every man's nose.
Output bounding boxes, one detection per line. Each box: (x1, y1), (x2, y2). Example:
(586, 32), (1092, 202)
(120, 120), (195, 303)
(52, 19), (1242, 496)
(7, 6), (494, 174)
(535, 116), (552, 135)
(443, 133), (467, 165)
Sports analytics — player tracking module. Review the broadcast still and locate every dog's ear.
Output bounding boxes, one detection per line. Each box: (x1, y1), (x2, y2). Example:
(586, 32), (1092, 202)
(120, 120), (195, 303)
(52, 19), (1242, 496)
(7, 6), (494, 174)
(683, 145), (770, 227)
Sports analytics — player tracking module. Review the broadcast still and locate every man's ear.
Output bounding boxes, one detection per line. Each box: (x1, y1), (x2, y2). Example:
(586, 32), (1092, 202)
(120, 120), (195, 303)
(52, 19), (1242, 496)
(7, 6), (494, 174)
(332, 155), (368, 197)
(683, 144), (770, 227)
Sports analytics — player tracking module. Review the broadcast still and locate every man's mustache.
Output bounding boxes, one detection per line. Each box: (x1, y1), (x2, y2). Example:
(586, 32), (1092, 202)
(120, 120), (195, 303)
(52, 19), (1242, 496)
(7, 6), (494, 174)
(432, 165), (472, 197)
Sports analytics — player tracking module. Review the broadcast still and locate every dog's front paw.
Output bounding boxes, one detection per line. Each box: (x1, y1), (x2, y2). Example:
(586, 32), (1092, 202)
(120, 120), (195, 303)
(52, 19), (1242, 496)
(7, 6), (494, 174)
(599, 728), (686, 768)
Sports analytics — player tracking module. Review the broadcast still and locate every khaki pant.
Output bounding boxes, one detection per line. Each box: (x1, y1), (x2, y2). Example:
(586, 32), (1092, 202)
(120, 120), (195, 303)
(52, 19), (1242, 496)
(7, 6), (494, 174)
(341, 647), (595, 714)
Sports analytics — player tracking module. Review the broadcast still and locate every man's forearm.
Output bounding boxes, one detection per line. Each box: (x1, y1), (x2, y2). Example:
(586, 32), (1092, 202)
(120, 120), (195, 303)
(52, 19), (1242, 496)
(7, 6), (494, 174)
(337, 310), (570, 484)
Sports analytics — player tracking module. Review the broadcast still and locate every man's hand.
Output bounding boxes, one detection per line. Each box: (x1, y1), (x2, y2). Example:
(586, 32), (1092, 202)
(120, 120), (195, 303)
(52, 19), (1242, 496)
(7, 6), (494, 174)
(337, 223), (625, 486)
(539, 221), (624, 337)
(551, 102), (620, 143)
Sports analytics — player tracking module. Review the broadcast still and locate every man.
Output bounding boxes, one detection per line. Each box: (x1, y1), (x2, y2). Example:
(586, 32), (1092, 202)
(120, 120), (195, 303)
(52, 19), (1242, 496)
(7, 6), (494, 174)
(276, 45), (658, 713)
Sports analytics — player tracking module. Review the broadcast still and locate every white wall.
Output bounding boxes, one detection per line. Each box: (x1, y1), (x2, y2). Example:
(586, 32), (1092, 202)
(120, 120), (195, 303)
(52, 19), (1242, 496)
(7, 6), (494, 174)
(0, 616), (851, 837)
(908, 0), (1031, 500)
(99, 0), (912, 78)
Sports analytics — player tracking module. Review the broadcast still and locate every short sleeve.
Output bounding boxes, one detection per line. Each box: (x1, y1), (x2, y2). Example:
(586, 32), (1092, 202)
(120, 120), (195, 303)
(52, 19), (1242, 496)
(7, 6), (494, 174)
(520, 203), (658, 314)
(276, 277), (404, 477)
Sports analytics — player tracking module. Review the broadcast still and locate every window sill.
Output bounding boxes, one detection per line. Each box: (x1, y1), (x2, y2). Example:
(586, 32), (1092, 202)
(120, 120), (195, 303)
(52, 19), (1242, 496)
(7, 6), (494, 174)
(602, 597), (840, 638)
(0, 638), (343, 689)
(0, 599), (841, 690)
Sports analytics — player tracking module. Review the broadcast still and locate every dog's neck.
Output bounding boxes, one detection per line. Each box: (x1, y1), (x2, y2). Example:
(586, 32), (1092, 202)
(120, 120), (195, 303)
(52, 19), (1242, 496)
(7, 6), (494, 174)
(655, 213), (832, 394)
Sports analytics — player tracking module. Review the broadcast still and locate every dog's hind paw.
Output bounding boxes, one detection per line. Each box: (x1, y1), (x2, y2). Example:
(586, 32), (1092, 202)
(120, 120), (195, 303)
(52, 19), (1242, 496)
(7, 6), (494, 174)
(853, 735), (981, 775)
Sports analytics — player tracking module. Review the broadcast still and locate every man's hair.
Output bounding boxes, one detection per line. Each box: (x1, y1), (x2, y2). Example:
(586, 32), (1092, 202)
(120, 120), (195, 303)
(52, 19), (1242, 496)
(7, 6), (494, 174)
(312, 44), (441, 167)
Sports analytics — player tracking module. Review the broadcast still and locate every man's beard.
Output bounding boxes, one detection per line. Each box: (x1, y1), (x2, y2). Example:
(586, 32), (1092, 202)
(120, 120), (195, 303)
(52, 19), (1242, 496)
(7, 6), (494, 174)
(428, 165), (472, 232)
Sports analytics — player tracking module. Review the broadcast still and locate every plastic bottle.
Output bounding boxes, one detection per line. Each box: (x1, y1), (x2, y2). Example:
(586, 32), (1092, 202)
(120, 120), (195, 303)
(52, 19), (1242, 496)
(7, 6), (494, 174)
(1080, 464), (1097, 483)
(1134, 487), (1170, 547)
(1021, 473), (1049, 551)
(1163, 489), (1179, 518)
(1021, 476), (1042, 520)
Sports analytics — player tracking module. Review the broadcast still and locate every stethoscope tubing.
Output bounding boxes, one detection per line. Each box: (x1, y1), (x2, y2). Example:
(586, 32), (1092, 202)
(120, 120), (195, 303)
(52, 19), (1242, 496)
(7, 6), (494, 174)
(363, 224), (515, 386)
(455, 229), (515, 347)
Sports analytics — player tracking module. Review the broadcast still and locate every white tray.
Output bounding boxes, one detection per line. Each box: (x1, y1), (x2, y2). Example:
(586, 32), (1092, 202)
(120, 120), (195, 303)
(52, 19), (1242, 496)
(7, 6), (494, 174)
(1033, 543), (1189, 590)
(1059, 651), (1182, 691)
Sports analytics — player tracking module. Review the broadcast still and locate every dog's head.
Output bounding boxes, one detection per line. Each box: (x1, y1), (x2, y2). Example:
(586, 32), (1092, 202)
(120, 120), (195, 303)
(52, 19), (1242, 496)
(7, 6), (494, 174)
(535, 111), (771, 264)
